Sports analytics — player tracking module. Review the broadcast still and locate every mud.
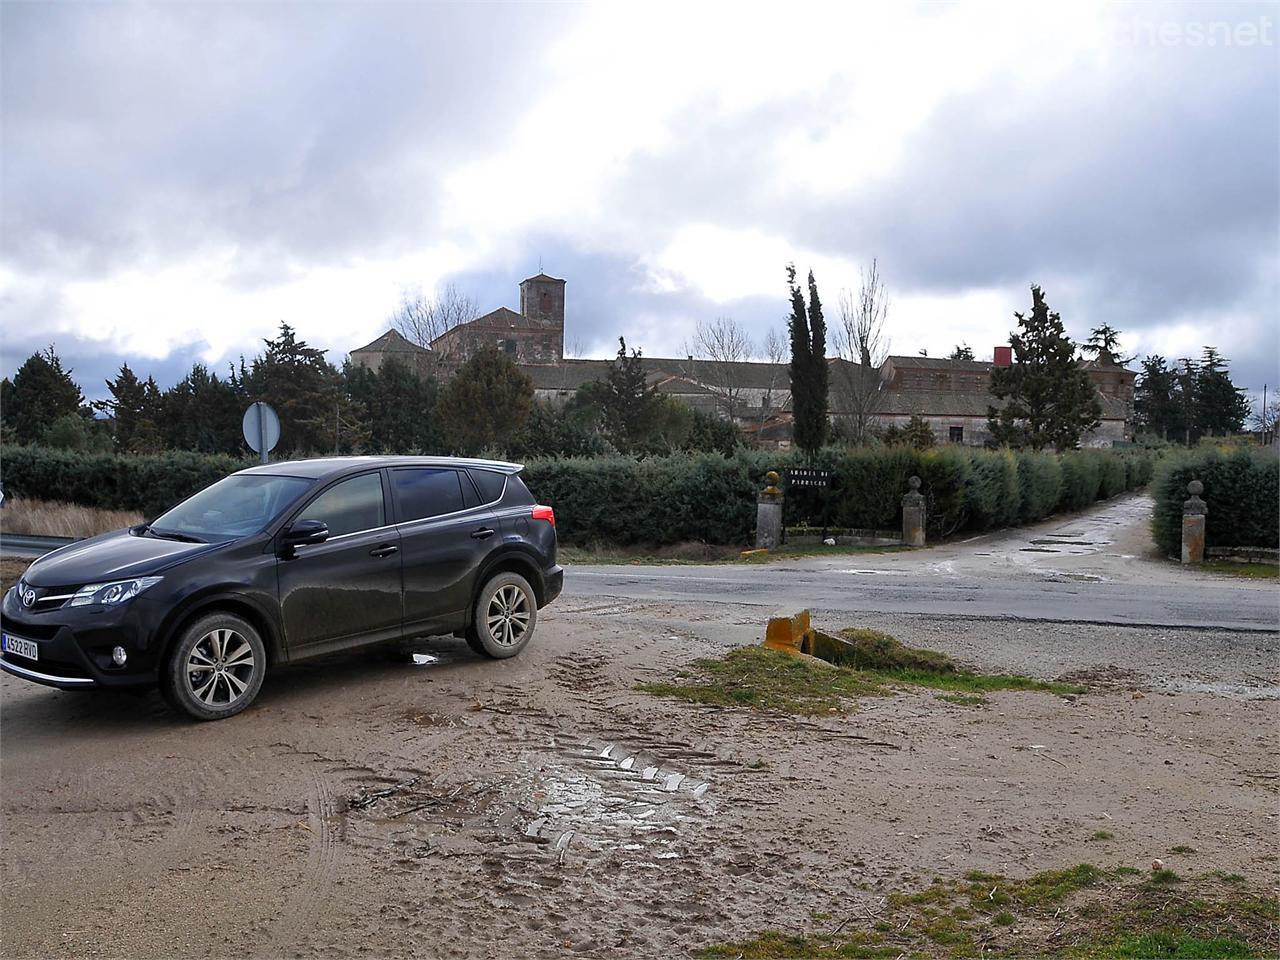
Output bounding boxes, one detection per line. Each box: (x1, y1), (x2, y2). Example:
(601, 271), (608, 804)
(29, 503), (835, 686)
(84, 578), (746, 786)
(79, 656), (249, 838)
(2, 598), (1278, 959)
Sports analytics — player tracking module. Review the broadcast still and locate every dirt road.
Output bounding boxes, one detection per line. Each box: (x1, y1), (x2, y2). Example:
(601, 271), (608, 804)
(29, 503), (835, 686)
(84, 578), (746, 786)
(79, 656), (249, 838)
(2, 592), (1277, 959)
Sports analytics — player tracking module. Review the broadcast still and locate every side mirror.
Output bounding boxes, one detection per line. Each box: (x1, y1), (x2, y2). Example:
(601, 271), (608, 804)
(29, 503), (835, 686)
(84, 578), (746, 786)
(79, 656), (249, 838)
(282, 519), (329, 548)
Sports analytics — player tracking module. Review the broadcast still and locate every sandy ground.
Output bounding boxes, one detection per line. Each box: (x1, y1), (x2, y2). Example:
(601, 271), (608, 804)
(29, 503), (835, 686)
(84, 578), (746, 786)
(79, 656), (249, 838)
(2, 591), (1278, 959)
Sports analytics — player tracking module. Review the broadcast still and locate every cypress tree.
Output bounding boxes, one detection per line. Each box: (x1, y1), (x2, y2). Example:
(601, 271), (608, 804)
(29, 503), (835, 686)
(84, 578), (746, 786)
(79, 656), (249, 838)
(787, 265), (828, 457)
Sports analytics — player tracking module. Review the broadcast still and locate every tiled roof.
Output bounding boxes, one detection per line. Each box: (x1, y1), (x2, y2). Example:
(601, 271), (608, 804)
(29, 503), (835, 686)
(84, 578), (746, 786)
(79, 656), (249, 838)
(350, 328), (431, 355)
(521, 273), (565, 284)
(885, 355), (994, 372)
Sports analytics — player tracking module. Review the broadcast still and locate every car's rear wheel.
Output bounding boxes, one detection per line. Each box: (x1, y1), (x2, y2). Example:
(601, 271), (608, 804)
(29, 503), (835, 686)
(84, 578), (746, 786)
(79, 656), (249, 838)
(466, 572), (537, 659)
(161, 612), (266, 721)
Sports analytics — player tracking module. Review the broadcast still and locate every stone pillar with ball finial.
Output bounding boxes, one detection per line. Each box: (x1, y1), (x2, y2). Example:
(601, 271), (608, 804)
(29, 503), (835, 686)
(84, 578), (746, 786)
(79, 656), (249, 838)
(1181, 479), (1207, 565)
(902, 475), (926, 547)
(755, 470), (784, 549)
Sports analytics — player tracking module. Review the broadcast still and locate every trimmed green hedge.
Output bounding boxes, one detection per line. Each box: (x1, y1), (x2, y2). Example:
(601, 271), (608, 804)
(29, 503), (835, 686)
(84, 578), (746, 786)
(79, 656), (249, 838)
(0, 446), (253, 516)
(1, 443), (1156, 546)
(1151, 448), (1279, 558)
(523, 446), (1154, 545)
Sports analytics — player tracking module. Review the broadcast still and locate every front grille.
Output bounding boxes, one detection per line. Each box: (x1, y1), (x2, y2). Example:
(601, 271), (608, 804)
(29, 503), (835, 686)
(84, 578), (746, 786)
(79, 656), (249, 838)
(0, 620), (61, 641)
(15, 580), (77, 612)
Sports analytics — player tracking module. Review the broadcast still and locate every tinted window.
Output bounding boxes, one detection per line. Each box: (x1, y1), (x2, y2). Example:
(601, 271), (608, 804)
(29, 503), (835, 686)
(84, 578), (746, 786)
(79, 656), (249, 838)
(393, 468), (465, 522)
(468, 469), (507, 504)
(297, 473), (385, 538)
(503, 473), (535, 506)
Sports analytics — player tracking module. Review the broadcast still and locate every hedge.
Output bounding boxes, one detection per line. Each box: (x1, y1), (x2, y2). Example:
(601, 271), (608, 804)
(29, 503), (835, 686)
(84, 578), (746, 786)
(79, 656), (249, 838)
(0, 446), (253, 517)
(1150, 447), (1279, 558)
(1, 443), (1156, 547)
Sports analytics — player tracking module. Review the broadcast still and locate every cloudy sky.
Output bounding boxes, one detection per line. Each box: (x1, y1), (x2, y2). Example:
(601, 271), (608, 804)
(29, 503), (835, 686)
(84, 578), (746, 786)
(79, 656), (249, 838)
(2, 0), (1277, 403)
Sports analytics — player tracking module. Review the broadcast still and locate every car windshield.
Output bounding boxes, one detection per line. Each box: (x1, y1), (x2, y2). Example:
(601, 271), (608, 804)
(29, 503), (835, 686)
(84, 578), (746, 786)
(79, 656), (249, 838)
(148, 474), (313, 543)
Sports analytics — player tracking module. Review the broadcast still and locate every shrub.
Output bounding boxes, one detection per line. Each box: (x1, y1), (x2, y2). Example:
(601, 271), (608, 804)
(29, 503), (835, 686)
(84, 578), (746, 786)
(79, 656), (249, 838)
(0, 445), (249, 516)
(1151, 448), (1279, 557)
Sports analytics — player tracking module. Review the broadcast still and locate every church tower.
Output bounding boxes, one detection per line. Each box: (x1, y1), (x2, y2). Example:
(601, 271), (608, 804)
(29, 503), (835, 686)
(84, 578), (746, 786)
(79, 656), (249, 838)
(519, 273), (565, 362)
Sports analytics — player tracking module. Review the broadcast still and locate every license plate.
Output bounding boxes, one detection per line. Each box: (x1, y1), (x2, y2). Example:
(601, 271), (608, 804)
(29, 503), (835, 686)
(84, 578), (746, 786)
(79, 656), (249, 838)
(2, 633), (38, 661)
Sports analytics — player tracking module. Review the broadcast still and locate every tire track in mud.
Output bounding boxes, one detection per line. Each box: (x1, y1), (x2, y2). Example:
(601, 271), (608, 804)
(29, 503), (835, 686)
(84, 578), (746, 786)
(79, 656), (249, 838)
(265, 771), (340, 952)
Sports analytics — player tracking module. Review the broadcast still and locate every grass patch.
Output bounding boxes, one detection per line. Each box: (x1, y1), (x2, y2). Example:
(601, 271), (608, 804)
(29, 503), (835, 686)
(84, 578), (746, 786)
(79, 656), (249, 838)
(1091, 830), (1115, 841)
(637, 647), (883, 715)
(699, 866), (1278, 959)
(639, 629), (1085, 714)
(1201, 560), (1279, 580)
(1170, 845), (1197, 855)
(939, 693), (989, 708)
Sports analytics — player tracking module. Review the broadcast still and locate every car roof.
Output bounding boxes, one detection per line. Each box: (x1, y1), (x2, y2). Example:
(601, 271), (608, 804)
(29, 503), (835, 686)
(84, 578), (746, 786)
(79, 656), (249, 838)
(236, 456), (523, 480)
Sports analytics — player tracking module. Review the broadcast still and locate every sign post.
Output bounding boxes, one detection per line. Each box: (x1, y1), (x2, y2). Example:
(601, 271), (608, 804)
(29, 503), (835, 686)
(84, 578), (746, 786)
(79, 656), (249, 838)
(241, 402), (281, 464)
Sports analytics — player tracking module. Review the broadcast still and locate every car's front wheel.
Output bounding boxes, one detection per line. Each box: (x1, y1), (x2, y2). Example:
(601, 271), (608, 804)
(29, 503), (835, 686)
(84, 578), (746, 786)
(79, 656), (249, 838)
(161, 612), (266, 721)
(466, 572), (537, 659)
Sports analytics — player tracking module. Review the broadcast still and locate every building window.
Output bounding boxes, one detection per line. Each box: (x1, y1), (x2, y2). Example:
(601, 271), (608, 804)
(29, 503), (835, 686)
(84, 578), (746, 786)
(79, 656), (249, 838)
(949, 426), (964, 443)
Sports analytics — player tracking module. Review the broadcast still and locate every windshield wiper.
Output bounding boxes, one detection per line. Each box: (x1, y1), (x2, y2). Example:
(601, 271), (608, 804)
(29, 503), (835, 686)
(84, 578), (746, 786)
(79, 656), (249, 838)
(147, 527), (207, 544)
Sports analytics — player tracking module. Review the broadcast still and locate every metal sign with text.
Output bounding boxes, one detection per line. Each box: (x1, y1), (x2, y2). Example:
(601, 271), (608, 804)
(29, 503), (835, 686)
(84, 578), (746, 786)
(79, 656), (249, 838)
(786, 468), (833, 489)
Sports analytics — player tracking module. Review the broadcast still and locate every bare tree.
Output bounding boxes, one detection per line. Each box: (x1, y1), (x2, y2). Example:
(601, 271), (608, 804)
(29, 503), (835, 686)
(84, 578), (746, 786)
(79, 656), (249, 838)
(833, 259), (891, 444)
(683, 317), (755, 422)
(754, 328), (790, 441)
(391, 283), (477, 367)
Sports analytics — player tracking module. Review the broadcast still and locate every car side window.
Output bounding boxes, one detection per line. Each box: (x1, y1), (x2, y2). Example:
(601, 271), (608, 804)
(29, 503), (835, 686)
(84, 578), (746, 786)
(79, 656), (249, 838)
(468, 469), (507, 504)
(296, 473), (385, 538)
(392, 468), (466, 522)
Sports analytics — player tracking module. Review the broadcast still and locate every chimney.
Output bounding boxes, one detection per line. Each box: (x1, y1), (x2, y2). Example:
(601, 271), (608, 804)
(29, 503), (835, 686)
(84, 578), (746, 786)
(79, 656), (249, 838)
(993, 346), (1013, 367)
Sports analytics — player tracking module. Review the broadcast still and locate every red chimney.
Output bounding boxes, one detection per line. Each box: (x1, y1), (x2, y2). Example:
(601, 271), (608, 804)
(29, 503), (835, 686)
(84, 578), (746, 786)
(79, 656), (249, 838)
(993, 346), (1013, 367)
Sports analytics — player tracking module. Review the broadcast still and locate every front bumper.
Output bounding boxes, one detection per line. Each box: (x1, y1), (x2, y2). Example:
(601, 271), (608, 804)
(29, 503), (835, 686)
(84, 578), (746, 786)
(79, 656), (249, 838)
(0, 593), (163, 689)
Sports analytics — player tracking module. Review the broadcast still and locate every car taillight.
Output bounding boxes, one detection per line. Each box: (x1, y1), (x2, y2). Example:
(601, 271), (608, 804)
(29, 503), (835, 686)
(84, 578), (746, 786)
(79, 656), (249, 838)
(531, 505), (556, 528)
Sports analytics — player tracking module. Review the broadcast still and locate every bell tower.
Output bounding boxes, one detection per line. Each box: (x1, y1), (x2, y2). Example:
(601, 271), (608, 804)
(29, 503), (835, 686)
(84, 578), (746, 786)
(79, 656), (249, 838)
(519, 273), (565, 361)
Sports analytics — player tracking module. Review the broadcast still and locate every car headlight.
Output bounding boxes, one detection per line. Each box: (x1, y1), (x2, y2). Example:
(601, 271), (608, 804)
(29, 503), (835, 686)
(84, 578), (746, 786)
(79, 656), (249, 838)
(68, 577), (163, 607)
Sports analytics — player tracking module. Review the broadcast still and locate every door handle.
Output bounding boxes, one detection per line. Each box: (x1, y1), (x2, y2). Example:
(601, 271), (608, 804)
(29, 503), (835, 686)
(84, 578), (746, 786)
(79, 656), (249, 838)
(369, 544), (399, 558)
(470, 527), (496, 540)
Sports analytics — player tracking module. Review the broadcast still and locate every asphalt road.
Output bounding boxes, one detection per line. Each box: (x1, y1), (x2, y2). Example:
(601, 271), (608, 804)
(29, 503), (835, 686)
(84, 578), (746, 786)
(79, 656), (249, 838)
(567, 496), (1280, 633)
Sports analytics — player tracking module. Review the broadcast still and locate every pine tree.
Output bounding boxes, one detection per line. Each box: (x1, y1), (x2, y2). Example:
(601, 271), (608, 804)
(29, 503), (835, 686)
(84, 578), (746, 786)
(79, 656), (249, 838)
(787, 265), (828, 457)
(1134, 355), (1178, 439)
(948, 344), (975, 361)
(1083, 324), (1129, 363)
(162, 363), (244, 453)
(3, 347), (87, 444)
(344, 357), (441, 453)
(987, 286), (1102, 451)
(599, 337), (659, 453)
(1195, 347), (1250, 437)
(435, 346), (534, 455)
(97, 364), (148, 450)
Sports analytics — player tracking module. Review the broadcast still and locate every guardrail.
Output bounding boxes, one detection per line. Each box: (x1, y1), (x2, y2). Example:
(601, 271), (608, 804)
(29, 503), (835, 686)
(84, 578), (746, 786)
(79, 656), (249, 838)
(0, 534), (78, 556)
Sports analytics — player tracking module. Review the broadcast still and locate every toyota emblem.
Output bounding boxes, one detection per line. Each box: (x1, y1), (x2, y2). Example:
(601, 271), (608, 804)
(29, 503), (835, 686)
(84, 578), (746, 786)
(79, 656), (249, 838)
(21, 588), (36, 608)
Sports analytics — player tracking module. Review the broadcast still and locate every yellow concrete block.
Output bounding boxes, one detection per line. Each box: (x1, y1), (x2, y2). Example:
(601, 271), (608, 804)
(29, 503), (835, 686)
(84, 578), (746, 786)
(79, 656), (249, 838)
(740, 548), (769, 559)
(763, 608), (814, 655)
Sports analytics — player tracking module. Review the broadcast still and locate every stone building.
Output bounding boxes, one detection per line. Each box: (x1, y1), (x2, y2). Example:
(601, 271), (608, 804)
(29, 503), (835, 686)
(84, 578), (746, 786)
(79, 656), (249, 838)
(429, 273), (565, 363)
(346, 328), (434, 376)
(350, 273), (1136, 448)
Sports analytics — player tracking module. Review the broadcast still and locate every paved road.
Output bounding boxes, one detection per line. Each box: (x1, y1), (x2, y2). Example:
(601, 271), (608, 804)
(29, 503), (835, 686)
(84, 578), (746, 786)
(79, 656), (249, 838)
(567, 496), (1279, 633)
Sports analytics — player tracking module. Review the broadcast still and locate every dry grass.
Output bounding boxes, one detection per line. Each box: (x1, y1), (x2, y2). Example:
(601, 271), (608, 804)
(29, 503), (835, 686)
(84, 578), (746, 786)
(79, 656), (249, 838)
(0, 498), (143, 539)
(1, 557), (33, 593)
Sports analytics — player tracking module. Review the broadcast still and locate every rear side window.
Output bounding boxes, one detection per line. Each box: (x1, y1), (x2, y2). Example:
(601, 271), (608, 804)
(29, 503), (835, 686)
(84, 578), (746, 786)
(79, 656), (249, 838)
(468, 469), (507, 504)
(296, 473), (385, 538)
(502, 473), (536, 506)
(393, 468), (465, 522)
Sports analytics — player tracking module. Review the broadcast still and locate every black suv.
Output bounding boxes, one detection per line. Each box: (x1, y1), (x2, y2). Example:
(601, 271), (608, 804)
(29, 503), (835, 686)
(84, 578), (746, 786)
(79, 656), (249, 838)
(1, 457), (562, 720)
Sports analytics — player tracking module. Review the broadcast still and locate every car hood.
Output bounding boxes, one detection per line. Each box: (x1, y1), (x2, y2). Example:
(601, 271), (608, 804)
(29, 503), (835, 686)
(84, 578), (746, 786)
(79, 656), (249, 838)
(21, 528), (224, 587)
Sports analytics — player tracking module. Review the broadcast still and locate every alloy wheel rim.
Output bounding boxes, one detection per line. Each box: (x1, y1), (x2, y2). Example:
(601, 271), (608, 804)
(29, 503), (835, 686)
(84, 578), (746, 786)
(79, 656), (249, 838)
(185, 628), (255, 707)
(485, 585), (531, 646)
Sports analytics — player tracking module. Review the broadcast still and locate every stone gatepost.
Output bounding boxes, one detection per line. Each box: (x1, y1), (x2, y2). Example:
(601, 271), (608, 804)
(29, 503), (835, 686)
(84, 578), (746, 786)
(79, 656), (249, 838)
(756, 470), (783, 549)
(902, 475), (926, 547)
(1182, 479), (1207, 565)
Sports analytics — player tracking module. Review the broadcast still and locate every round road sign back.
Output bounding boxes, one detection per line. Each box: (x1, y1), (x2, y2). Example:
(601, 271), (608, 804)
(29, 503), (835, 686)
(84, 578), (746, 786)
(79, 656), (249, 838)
(242, 401), (281, 460)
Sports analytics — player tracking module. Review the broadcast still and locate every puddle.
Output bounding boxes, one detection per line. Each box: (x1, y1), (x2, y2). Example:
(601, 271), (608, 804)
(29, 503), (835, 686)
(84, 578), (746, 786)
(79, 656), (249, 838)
(1020, 548), (1058, 553)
